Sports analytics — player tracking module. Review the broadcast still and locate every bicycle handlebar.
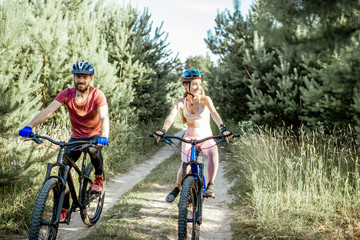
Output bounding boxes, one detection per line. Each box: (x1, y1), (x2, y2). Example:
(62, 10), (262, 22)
(149, 133), (240, 145)
(26, 133), (97, 148)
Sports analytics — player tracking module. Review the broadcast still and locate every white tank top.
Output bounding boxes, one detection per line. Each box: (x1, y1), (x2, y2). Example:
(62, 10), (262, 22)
(183, 97), (210, 125)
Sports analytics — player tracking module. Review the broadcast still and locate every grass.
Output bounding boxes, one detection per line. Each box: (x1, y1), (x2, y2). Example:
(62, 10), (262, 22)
(82, 150), (181, 240)
(225, 122), (360, 239)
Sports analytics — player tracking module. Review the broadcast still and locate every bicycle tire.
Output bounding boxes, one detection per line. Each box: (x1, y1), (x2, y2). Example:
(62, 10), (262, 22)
(80, 162), (105, 226)
(178, 176), (200, 240)
(28, 178), (61, 240)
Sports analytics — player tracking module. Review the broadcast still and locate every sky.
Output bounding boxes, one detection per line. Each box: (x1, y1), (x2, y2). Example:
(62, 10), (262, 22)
(123, 0), (254, 63)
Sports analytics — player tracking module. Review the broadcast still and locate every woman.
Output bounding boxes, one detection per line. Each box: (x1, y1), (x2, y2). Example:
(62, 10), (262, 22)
(154, 68), (233, 202)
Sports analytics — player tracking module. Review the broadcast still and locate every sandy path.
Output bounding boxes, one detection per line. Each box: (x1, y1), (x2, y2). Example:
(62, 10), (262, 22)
(54, 131), (234, 240)
(199, 151), (234, 240)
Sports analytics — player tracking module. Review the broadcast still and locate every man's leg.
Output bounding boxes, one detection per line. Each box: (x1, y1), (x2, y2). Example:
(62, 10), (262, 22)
(61, 139), (82, 221)
(88, 135), (104, 192)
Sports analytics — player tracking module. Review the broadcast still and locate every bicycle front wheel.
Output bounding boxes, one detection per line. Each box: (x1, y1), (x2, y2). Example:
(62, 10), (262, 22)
(29, 178), (61, 240)
(178, 176), (200, 240)
(80, 163), (105, 226)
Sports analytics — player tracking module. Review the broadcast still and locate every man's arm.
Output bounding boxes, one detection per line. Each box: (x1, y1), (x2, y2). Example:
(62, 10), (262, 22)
(98, 105), (109, 138)
(28, 100), (62, 128)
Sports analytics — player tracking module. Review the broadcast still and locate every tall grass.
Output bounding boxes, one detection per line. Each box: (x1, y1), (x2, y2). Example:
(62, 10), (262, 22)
(0, 122), (72, 237)
(227, 122), (360, 239)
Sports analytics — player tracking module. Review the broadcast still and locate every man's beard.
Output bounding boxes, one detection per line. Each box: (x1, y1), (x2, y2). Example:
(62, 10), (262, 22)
(75, 82), (89, 93)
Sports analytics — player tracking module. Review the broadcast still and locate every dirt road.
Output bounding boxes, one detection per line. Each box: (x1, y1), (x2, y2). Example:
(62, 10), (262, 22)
(56, 130), (234, 240)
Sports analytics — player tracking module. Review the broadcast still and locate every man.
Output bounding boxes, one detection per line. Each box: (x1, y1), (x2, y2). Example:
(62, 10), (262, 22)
(19, 60), (109, 221)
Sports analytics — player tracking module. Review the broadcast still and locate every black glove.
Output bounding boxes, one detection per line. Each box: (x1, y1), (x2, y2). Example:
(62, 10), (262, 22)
(219, 124), (233, 137)
(154, 128), (167, 137)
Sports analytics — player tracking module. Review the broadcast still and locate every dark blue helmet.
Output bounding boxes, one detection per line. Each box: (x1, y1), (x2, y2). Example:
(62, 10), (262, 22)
(181, 68), (203, 82)
(71, 60), (95, 75)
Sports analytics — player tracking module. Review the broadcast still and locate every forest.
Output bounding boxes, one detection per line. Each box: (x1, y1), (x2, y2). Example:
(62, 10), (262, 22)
(1, 0), (360, 239)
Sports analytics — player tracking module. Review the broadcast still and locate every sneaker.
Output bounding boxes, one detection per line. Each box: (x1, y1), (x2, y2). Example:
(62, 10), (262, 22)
(204, 182), (215, 198)
(166, 187), (180, 203)
(59, 208), (69, 222)
(91, 175), (104, 192)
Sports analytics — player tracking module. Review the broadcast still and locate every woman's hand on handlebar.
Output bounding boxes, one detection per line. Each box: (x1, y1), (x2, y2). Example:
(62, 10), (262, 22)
(219, 124), (233, 143)
(222, 130), (233, 143)
(154, 129), (166, 143)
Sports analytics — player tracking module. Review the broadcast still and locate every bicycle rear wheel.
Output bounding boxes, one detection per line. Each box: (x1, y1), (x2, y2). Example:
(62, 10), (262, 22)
(80, 162), (105, 226)
(28, 178), (61, 240)
(178, 176), (200, 240)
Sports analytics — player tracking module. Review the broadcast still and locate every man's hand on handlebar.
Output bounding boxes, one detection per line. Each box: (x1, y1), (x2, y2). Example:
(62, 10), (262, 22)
(19, 126), (34, 138)
(96, 137), (109, 146)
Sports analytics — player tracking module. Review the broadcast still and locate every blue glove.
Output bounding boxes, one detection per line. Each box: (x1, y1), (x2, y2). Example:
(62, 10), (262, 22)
(96, 137), (109, 146)
(19, 126), (33, 138)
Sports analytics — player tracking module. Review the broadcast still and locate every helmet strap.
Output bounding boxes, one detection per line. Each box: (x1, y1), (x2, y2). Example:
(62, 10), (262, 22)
(186, 81), (195, 97)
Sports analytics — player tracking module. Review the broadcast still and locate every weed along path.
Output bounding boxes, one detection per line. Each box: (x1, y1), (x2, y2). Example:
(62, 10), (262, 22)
(55, 130), (234, 240)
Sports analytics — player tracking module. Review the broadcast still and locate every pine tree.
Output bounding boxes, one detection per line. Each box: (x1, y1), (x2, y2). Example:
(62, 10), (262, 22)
(300, 38), (360, 129)
(22, 0), (74, 126)
(99, 3), (179, 122)
(65, 0), (132, 121)
(255, 0), (360, 130)
(258, 0), (360, 52)
(0, 1), (44, 219)
(205, 0), (252, 121)
(184, 55), (213, 72)
(0, 0), (43, 134)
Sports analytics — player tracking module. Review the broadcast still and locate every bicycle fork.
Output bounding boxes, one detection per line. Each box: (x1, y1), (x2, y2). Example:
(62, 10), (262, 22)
(44, 162), (69, 225)
(186, 146), (205, 225)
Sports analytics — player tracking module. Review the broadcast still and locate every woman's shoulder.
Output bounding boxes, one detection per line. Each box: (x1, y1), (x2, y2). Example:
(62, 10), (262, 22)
(201, 95), (212, 103)
(175, 97), (185, 102)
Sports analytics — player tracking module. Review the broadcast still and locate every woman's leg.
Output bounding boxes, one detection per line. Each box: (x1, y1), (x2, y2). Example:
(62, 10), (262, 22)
(166, 141), (192, 202)
(201, 141), (218, 198)
(201, 141), (219, 183)
(176, 165), (182, 188)
(176, 163), (191, 188)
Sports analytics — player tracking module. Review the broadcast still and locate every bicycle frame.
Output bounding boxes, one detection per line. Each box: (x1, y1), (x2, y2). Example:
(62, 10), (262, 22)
(29, 134), (96, 225)
(181, 145), (206, 224)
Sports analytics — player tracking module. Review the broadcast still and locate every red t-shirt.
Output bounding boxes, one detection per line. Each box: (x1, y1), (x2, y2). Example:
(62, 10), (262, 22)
(55, 86), (108, 138)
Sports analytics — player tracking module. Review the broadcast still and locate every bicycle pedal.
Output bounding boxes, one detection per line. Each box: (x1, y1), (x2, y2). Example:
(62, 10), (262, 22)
(204, 195), (215, 199)
(90, 190), (102, 195)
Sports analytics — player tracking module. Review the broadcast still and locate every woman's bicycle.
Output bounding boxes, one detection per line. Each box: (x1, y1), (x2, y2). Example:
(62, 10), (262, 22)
(25, 133), (105, 240)
(149, 133), (239, 240)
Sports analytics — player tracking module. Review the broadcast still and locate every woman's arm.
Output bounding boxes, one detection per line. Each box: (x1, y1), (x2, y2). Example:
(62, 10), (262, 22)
(161, 98), (184, 132)
(204, 96), (224, 128)
(204, 96), (233, 141)
(154, 98), (184, 142)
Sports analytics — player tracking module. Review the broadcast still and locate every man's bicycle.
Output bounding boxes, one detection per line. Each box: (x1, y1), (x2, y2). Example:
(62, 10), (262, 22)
(150, 133), (239, 240)
(26, 133), (105, 240)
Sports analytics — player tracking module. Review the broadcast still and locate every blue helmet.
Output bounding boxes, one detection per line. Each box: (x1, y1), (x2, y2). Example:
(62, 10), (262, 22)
(181, 68), (203, 82)
(71, 60), (95, 75)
